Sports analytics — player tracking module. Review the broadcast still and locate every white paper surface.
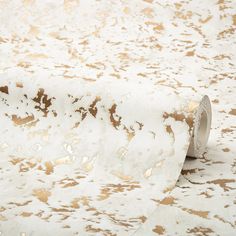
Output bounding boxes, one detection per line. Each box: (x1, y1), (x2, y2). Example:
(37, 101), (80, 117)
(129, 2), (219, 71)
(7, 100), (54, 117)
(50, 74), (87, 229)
(0, 0), (235, 235)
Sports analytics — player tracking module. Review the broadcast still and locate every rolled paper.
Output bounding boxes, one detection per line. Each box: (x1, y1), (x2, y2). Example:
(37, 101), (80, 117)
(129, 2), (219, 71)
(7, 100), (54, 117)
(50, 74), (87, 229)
(0, 74), (211, 235)
(0, 0), (216, 235)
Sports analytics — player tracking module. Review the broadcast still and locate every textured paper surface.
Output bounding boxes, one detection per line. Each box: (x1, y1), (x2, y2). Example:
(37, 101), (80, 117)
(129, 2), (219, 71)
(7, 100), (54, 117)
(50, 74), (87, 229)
(0, 73), (211, 235)
(0, 0), (235, 235)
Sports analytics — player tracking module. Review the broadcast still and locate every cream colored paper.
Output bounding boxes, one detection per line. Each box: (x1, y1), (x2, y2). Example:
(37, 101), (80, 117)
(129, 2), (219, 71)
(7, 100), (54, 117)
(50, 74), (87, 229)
(0, 73), (211, 236)
(0, 0), (235, 235)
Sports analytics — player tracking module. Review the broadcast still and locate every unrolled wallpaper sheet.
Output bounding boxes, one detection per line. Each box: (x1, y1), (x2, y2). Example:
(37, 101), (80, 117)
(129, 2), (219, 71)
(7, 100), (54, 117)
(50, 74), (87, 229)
(0, 0), (235, 236)
(0, 74), (211, 235)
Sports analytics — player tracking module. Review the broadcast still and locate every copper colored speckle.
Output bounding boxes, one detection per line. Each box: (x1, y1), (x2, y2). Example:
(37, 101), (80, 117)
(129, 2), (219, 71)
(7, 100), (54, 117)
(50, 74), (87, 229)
(207, 179), (236, 191)
(32, 88), (53, 117)
(21, 212), (33, 217)
(181, 208), (209, 219)
(229, 108), (236, 116)
(187, 226), (214, 236)
(11, 114), (38, 127)
(45, 161), (54, 175)
(88, 96), (101, 117)
(33, 189), (51, 203)
(152, 225), (165, 235)
(109, 104), (122, 129)
(163, 112), (194, 129)
(159, 196), (176, 205)
(16, 82), (23, 88)
(0, 86), (9, 94)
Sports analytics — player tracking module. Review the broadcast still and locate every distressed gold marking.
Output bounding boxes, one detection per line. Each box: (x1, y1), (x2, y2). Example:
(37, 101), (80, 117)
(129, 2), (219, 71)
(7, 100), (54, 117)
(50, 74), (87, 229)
(21, 212), (33, 217)
(59, 178), (79, 188)
(199, 191), (212, 198)
(8, 200), (32, 206)
(88, 96), (101, 117)
(45, 161), (54, 175)
(0, 214), (7, 221)
(187, 226), (214, 236)
(32, 88), (53, 117)
(152, 225), (165, 235)
(0, 86), (8, 94)
(98, 183), (140, 201)
(207, 179), (235, 191)
(86, 62), (105, 70)
(155, 43), (162, 50)
(9, 157), (24, 165)
(166, 125), (174, 135)
(212, 99), (219, 104)
(141, 7), (154, 18)
(109, 104), (122, 129)
(233, 15), (236, 25)
(118, 52), (129, 60)
(154, 23), (164, 31)
(110, 73), (120, 79)
(181, 168), (204, 175)
(136, 121), (144, 130)
(17, 61), (31, 68)
(159, 196), (176, 205)
(175, 11), (192, 20)
(221, 128), (233, 134)
(0, 36), (7, 43)
(218, 28), (235, 39)
(163, 112), (193, 128)
(186, 50), (195, 56)
(136, 216), (147, 223)
(85, 225), (116, 235)
(199, 15), (212, 24)
(0, 207), (6, 212)
(11, 114), (38, 127)
(63, 225), (70, 228)
(124, 126), (135, 141)
(174, 3), (182, 9)
(214, 214), (234, 228)
(20, 161), (37, 172)
(214, 54), (231, 60)
(79, 196), (90, 207)
(75, 107), (87, 120)
(229, 108), (236, 116)
(82, 77), (96, 82)
(51, 208), (74, 212)
(9, 157), (38, 172)
(182, 208), (209, 218)
(16, 82), (23, 88)
(71, 198), (80, 209)
(163, 184), (175, 193)
(222, 148), (230, 152)
(33, 189), (51, 203)
(137, 73), (147, 77)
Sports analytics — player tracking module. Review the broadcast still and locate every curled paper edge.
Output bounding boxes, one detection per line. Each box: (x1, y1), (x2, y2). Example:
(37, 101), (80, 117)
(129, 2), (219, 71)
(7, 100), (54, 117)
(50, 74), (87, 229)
(187, 95), (212, 158)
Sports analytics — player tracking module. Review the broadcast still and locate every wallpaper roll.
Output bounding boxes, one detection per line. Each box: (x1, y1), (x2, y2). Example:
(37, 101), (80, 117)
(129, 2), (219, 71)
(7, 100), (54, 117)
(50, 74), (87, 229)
(0, 74), (211, 235)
